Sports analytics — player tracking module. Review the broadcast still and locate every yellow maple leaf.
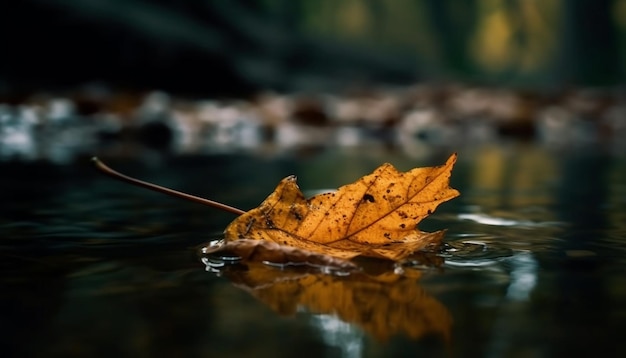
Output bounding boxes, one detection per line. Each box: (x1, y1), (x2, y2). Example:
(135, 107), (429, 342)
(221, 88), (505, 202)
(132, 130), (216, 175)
(224, 153), (459, 261)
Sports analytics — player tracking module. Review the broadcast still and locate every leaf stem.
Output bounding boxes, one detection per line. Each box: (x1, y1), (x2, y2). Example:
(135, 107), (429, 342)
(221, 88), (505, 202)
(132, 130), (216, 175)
(91, 157), (246, 216)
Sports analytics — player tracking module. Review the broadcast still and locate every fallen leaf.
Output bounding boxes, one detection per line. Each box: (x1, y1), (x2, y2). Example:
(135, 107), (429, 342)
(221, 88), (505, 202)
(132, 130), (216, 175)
(224, 153), (459, 261)
(202, 239), (358, 271)
(212, 262), (452, 342)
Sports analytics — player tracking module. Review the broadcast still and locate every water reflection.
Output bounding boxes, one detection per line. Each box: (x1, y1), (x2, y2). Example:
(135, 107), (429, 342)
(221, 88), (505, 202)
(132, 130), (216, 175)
(312, 315), (363, 358)
(206, 261), (452, 343)
(505, 251), (537, 301)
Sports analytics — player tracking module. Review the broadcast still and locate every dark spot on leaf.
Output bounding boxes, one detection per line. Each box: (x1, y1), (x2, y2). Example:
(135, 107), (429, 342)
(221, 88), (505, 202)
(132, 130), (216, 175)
(427, 209), (432, 214)
(245, 218), (256, 233)
(384, 232), (391, 239)
(386, 189), (391, 193)
(400, 223), (406, 229)
(363, 194), (375, 203)
(398, 211), (408, 219)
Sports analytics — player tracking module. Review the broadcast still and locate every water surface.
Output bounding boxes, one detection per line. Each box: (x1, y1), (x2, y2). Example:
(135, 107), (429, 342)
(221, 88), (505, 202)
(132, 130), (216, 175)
(1, 144), (625, 357)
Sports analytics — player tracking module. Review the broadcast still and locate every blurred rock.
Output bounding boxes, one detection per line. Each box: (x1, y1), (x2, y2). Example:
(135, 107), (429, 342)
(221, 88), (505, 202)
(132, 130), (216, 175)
(1, 83), (625, 162)
(134, 92), (175, 150)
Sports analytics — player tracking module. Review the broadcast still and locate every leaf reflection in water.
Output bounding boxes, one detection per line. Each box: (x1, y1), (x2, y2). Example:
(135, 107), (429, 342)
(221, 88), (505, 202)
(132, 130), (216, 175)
(202, 259), (452, 342)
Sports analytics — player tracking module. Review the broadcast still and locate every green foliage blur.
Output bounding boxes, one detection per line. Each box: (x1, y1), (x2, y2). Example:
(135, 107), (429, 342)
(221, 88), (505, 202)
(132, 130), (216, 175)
(285, 0), (625, 86)
(1, 0), (624, 93)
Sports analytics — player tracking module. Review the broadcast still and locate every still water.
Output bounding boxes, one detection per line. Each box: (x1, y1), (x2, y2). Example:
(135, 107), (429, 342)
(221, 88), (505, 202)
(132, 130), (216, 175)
(1, 143), (625, 357)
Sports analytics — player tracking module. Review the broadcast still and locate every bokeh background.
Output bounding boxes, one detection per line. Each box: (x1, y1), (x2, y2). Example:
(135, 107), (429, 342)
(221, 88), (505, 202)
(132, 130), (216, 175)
(1, 0), (625, 163)
(1, 0), (625, 95)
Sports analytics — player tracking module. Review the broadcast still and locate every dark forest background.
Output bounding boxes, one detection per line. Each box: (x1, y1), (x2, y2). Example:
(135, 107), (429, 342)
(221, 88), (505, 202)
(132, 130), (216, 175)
(0, 0), (624, 96)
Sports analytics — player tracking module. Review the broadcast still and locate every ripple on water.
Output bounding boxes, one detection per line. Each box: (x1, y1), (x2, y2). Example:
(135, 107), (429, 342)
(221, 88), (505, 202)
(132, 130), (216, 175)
(441, 239), (514, 268)
(439, 237), (540, 302)
(457, 213), (564, 228)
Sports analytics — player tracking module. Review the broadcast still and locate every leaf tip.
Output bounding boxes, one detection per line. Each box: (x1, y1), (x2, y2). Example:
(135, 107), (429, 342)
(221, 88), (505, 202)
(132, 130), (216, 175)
(447, 152), (458, 165)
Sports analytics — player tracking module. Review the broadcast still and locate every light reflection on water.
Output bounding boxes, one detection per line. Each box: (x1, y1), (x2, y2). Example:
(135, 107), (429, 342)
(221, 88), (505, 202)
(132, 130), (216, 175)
(312, 314), (364, 358)
(1, 144), (626, 357)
